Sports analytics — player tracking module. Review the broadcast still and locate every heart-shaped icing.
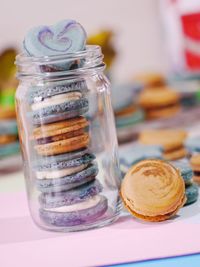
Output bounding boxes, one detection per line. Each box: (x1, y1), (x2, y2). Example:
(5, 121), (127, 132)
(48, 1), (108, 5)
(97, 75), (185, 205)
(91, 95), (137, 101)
(23, 19), (86, 57)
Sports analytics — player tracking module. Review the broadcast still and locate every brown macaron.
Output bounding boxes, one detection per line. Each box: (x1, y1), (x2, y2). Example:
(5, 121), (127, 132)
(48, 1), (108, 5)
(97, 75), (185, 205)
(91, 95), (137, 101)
(120, 159), (186, 222)
(139, 129), (187, 160)
(139, 86), (180, 119)
(32, 116), (89, 156)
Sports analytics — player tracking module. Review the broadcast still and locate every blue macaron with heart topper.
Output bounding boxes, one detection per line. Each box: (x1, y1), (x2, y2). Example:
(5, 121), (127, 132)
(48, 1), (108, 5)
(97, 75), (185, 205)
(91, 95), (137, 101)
(23, 19), (87, 57)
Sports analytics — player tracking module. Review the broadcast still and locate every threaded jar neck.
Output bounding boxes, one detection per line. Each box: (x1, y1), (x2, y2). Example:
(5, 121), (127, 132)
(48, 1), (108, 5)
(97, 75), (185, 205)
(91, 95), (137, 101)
(16, 45), (105, 80)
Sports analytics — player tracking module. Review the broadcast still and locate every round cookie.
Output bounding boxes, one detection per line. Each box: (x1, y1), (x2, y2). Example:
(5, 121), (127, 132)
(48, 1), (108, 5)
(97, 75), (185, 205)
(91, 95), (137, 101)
(120, 159), (186, 222)
(115, 108), (144, 128)
(39, 195), (108, 227)
(36, 163), (99, 193)
(31, 94), (89, 125)
(32, 117), (89, 156)
(133, 73), (165, 88)
(185, 184), (199, 206)
(35, 153), (95, 179)
(139, 129), (187, 152)
(28, 80), (88, 105)
(164, 147), (187, 161)
(146, 104), (181, 120)
(172, 159), (193, 185)
(35, 133), (89, 156)
(39, 179), (103, 209)
(0, 135), (17, 145)
(139, 87), (179, 109)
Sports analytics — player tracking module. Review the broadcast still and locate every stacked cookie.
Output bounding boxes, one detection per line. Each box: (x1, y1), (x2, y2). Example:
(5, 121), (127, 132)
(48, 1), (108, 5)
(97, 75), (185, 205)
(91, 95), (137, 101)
(139, 86), (180, 120)
(30, 80), (108, 227)
(173, 159), (199, 206)
(139, 129), (188, 161)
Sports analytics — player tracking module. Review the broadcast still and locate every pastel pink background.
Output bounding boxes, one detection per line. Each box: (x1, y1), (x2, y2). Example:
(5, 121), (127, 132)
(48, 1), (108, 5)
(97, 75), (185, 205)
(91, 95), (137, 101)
(0, 191), (200, 267)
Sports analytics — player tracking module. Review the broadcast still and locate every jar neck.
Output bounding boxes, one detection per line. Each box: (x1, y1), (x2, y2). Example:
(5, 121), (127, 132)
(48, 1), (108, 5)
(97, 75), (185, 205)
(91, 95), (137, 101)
(15, 45), (105, 81)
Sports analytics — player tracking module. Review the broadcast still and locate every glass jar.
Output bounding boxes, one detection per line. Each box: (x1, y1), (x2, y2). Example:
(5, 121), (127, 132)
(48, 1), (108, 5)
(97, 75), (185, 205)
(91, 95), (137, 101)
(15, 45), (122, 232)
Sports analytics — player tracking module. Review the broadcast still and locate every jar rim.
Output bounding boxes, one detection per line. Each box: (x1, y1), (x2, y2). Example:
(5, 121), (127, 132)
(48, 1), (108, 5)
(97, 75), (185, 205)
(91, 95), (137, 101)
(16, 45), (102, 65)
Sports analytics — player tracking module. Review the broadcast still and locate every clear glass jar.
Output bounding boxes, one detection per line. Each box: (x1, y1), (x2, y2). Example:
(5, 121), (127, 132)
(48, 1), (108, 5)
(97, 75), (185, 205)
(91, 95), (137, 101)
(15, 45), (122, 232)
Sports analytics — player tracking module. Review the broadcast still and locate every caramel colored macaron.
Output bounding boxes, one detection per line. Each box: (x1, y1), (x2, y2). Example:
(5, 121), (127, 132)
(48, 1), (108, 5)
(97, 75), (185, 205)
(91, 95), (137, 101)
(139, 129), (187, 152)
(33, 116), (89, 156)
(0, 135), (17, 145)
(133, 73), (165, 88)
(190, 154), (200, 185)
(120, 159), (186, 222)
(139, 86), (180, 119)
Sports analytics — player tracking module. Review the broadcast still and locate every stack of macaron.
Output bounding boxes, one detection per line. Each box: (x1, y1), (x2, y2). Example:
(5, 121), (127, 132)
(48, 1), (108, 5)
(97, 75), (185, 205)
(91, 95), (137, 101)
(24, 20), (108, 227)
(111, 83), (144, 142)
(173, 159), (199, 205)
(138, 86), (181, 120)
(139, 129), (188, 161)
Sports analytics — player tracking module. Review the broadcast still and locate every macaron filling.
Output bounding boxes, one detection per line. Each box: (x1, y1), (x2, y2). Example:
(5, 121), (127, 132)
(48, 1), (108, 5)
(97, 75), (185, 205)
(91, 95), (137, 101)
(44, 195), (101, 212)
(36, 163), (88, 179)
(31, 92), (82, 111)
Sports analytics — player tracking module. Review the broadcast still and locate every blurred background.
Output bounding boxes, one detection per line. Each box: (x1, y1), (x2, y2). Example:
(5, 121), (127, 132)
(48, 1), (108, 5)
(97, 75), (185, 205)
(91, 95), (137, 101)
(1, 0), (200, 172)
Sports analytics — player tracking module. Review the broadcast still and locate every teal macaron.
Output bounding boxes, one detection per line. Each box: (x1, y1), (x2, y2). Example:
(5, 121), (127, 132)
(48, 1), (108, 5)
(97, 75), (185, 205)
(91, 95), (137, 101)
(185, 183), (199, 206)
(172, 159), (193, 185)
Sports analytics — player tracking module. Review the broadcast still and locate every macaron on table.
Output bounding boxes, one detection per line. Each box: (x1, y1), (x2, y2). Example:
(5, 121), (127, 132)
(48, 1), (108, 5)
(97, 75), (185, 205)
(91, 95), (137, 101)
(2, 19), (200, 267)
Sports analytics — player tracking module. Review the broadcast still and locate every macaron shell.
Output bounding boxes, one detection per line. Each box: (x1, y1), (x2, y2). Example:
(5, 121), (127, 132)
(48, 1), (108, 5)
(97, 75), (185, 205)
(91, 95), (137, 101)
(23, 20), (86, 57)
(39, 195), (108, 227)
(146, 104), (181, 120)
(32, 116), (88, 140)
(36, 163), (98, 193)
(120, 159), (185, 219)
(29, 80), (88, 104)
(39, 179), (103, 208)
(163, 147), (187, 161)
(185, 184), (199, 206)
(31, 98), (89, 125)
(34, 148), (89, 171)
(35, 153), (95, 172)
(34, 133), (89, 156)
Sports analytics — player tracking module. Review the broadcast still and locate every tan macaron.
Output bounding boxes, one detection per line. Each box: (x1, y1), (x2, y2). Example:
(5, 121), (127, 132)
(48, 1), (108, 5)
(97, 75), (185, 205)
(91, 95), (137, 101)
(120, 159), (186, 222)
(139, 86), (180, 119)
(133, 73), (165, 88)
(33, 116), (89, 156)
(139, 129), (187, 160)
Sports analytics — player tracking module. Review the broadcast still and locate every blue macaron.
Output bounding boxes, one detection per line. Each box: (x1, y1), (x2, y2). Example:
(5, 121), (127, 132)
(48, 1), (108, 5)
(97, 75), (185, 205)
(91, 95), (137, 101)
(172, 159), (193, 185)
(185, 183), (199, 206)
(185, 136), (200, 153)
(39, 179), (103, 209)
(39, 195), (107, 227)
(120, 144), (163, 175)
(36, 163), (99, 193)
(23, 19), (86, 57)
(31, 97), (89, 125)
(28, 80), (88, 105)
(34, 152), (95, 172)
(115, 108), (144, 128)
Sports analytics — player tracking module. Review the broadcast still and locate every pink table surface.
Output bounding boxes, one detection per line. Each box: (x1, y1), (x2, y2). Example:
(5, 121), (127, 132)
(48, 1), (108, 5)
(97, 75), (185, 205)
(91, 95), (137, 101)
(0, 191), (200, 267)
